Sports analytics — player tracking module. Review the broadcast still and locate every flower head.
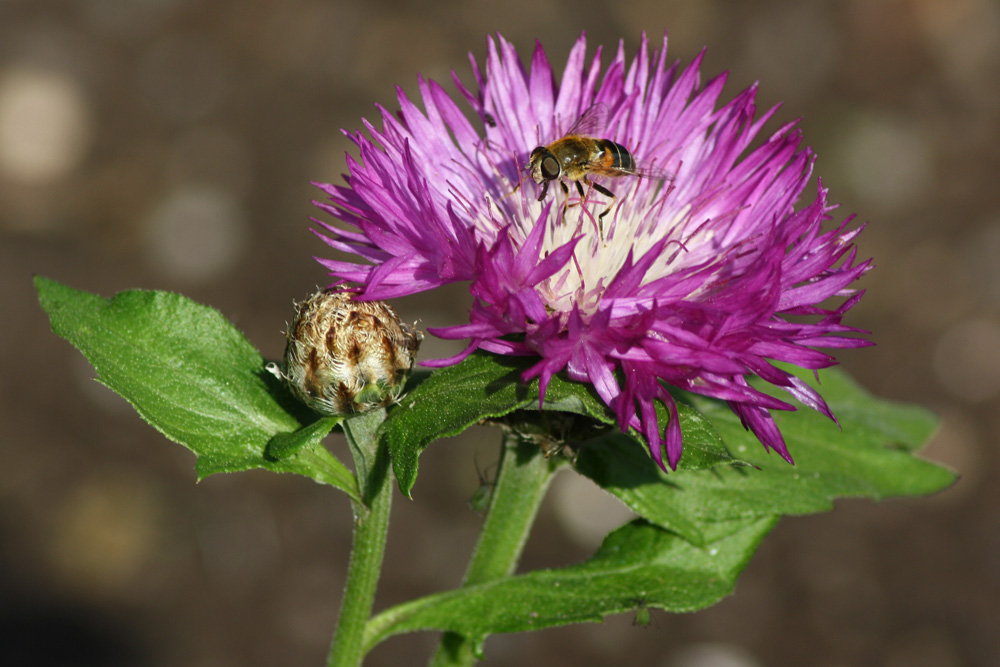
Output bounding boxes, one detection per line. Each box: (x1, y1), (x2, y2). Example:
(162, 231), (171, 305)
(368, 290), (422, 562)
(312, 33), (871, 469)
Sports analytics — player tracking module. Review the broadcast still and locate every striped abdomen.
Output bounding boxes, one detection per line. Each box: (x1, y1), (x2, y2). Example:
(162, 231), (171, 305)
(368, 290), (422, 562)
(596, 139), (636, 173)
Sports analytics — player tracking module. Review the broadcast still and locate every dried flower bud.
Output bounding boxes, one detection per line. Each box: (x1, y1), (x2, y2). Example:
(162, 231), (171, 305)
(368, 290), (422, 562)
(271, 289), (421, 416)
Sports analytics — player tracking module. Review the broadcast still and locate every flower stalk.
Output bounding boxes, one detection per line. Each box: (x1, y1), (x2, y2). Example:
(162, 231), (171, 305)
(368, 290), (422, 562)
(429, 431), (564, 666)
(327, 408), (393, 667)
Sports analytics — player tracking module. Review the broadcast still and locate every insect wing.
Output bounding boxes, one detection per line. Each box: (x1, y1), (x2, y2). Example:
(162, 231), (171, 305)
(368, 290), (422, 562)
(631, 161), (673, 181)
(564, 102), (608, 137)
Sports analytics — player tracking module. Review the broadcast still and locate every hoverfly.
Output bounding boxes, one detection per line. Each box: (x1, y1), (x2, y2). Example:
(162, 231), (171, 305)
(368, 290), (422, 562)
(528, 103), (663, 234)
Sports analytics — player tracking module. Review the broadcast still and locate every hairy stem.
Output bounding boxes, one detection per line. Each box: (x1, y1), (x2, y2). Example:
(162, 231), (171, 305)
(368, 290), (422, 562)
(327, 409), (392, 667)
(428, 432), (561, 666)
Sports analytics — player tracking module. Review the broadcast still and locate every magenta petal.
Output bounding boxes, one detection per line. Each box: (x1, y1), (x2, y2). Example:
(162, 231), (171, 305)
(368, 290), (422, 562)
(660, 391), (684, 470)
(421, 341), (481, 368)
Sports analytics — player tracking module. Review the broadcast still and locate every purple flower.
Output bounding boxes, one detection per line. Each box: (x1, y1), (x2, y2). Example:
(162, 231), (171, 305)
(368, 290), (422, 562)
(312, 32), (871, 470)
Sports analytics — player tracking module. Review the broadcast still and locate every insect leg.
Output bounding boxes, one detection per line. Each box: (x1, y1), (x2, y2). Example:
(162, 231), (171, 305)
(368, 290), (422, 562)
(592, 181), (616, 200)
(592, 181), (617, 240)
(558, 180), (572, 221)
(537, 180), (550, 202)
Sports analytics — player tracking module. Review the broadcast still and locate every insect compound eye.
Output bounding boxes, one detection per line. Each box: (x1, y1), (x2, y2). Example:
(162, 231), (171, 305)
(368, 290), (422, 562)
(541, 155), (560, 180)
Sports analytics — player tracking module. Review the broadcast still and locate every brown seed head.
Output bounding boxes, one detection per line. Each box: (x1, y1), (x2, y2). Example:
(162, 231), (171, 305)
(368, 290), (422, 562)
(277, 289), (421, 415)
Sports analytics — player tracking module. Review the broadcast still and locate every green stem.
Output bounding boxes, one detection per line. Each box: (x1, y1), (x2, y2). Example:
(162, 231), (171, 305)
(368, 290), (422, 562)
(327, 409), (393, 667)
(428, 431), (562, 667)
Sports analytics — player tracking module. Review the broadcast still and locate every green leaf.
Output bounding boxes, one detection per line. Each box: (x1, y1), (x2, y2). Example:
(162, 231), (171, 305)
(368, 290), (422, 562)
(574, 434), (717, 547)
(626, 366), (956, 526)
(382, 354), (543, 496)
(383, 352), (735, 496)
(35, 276), (359, 500)
(364, 517), (776, 653)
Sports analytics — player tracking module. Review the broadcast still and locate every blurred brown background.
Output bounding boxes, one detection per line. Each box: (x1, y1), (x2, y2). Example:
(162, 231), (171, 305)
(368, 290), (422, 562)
(2, 0), (996, 665)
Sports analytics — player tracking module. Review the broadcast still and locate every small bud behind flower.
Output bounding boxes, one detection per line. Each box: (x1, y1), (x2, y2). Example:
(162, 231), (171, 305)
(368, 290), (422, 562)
(271, 289), (421, 416)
